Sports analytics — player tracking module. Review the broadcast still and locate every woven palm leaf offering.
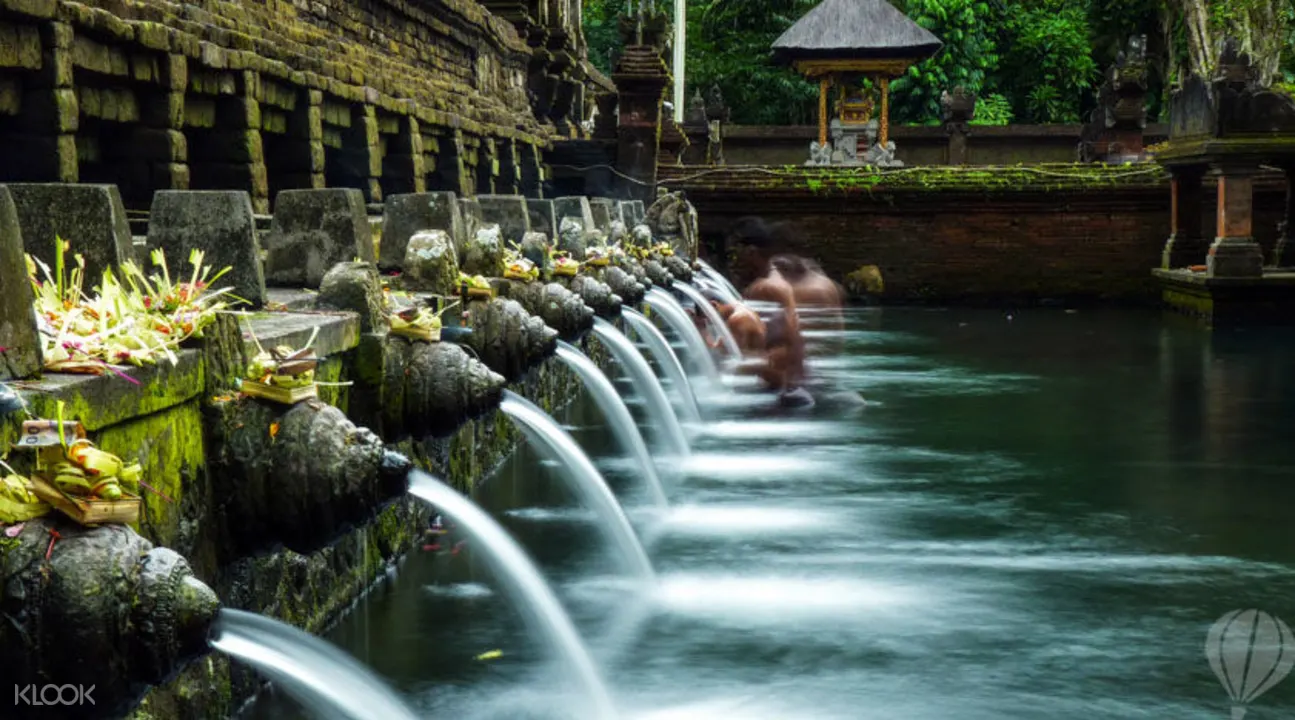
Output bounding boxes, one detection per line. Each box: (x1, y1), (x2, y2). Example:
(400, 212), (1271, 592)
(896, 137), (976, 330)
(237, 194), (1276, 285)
(388, 296), (459, 343)
(241, 326), (321, 404)
(458, 271), (495, 299)
(503, 244), (540, 282)
(584, 245), (611, 267)
(0, 460), (51, 525)
(28, 240), (235, 376)
(16, 412), (145, 526)
(550, 249), (582, 277)
(651, 242), (675, 258)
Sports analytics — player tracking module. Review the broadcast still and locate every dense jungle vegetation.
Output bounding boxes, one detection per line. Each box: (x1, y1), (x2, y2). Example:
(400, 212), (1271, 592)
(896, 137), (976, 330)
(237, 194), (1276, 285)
(581, 0), (1295, 126)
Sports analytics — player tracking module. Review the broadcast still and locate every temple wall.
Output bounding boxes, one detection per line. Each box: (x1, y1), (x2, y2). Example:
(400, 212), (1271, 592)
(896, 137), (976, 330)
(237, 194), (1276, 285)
(712, 124), (1172, 168)
(0, 0), (598, 212)
(662, 166), (1286, 303)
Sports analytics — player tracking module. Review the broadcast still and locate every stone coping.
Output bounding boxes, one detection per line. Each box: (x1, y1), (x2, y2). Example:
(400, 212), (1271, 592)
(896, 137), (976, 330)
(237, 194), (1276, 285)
(1152, 268), (1295, 287)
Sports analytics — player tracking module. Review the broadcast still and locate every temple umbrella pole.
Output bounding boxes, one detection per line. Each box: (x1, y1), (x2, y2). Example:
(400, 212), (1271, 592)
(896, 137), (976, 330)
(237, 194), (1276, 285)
(673, 0), (685, 123)
(818, 76), (829, 147)
(879, 76), (890, 147)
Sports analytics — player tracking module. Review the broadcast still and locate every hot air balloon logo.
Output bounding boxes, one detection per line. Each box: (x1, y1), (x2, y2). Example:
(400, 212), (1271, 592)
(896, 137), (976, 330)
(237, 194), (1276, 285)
(1205, 609), (1294, 719)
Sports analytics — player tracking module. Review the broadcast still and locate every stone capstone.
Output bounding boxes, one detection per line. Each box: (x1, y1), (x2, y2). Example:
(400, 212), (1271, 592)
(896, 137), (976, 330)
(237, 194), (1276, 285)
(664, 254), (694, 282)
(263, 189), (372, 289)
(316, 261), (385, 332)
(402, 229), (460, 294)
(380, 192), (466, 269)
(0, 186), (40, 380)
(6, 183), (134, 284)
(557, 216), (586, 260)
(554, 196), (595, 233)
(518, 231), (551, 279)
(476, 195), (531, 244)
(461, 223), (506, 278)
(146, 190), (266, 308)
(526, 199), (558, 241)
(643, 258), (673, 287)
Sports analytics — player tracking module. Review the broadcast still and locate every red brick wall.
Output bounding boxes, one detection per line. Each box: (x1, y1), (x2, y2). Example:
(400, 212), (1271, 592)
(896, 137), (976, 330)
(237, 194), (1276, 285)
(662, 168), (1286, 303)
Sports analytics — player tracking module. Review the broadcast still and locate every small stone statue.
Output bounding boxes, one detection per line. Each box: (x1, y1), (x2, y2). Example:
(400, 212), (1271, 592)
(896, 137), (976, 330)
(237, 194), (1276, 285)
(707, 120), (725, 166)
(863, 141), (903, 168)
(806, 141), (832, 166)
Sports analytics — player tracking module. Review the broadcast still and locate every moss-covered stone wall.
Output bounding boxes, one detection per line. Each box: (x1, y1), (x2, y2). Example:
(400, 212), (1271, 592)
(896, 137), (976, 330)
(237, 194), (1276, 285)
(661, 164), (1289, 303)
(0, 0), (586, 211)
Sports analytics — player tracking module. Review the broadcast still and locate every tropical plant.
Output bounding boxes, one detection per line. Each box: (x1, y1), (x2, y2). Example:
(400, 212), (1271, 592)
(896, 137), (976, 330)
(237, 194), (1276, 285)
(891, 0), (999, 124)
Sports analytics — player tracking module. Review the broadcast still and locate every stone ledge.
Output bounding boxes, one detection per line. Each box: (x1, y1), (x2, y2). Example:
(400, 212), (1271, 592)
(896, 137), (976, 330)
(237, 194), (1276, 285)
(0, 350), (204, 434)
(240, 309), (360, 357)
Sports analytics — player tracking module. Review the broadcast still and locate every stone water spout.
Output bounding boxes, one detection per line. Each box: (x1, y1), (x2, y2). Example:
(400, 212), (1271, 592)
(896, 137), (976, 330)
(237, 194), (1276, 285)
(505, 280), (596, 339)
(208, 399), (410, 556)
(590, 264), (645, 305)
(558, 274), (623, 318)
(383, 337), (507, 438)
(1, 520), (220, 718)
(463, 297), (560, 378)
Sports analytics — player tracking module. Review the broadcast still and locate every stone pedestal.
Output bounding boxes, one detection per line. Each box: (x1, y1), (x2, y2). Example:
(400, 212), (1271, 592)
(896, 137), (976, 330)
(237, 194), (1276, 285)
(1207, 173), (1263, 278)
(0, 186), (41, 380)
(146, 190), (266, 308)
(1160, 166), (1208, 269)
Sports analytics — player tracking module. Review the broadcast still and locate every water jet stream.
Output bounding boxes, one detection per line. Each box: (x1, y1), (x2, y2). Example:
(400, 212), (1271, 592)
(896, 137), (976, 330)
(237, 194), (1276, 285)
(695, 258), (742, 301)
(500, 391), (656, 581)
(621, 308), (703, 423)
(210, 609), (419, 720)
(556, 340), (670, 507)
(593, 317), (693, 455)
(644, 288), (720, 382)
(673, 282), (741, 358)
(408, 471), (619, 719)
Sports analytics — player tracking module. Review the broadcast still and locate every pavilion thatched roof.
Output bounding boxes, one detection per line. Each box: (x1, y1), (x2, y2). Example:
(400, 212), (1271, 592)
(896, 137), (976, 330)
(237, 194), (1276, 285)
(772, 0), (943, 63)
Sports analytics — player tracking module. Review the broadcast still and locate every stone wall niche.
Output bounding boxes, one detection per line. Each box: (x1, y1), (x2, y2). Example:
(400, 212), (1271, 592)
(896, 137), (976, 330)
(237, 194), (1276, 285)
(185, 68), (269, 213)
(322, 97), (381, 204)
(261, 83), (320, 204)
(72, 39), (183, 210)
(0, 19), (73, 183)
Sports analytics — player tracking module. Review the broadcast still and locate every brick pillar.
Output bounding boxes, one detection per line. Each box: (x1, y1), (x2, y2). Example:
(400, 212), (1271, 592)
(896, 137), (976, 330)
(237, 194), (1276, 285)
(144, 53), (189, 192)
(1206, 168), (1264, 277)
(15, 20), (78, 182)
(1160, 164), (1207, 269)
(1272, 164), (1295, 267)
(496, 139), (519, 195)
(518, 142), (543, 198)
(236, 71), (268, 213)
(612, 45), (669, 203)
(306, 90), (325, 189)
(359, 104), (382, 203)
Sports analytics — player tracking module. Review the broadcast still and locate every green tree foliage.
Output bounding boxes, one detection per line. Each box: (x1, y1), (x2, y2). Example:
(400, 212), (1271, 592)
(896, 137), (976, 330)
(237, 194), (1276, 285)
(581, 0), (1295, 126)
(889, 0), (998, 124)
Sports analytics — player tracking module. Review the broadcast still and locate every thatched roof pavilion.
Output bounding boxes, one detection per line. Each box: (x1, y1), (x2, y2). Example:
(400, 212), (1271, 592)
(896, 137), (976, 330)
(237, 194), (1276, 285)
(773, 0), (941, 150)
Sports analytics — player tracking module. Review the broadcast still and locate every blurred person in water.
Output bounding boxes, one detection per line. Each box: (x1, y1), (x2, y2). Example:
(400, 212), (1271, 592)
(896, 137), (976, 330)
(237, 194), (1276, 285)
(694, 286), (766, 355)
(726, 217), (812, 408)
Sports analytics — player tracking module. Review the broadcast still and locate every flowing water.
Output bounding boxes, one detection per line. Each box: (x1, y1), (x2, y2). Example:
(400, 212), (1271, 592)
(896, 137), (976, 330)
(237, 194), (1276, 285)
(211, 609), (419, 720)
(621, 309), (703, 423)
(500, 391), (655, 581)
(556, 341), (669, 507)
(643, 288), (720, 382)
(248, 306), (1295, 720)
(592, 317), (691, 457)
(672, 282), (741, 359)
(695, 259), (742, 302)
